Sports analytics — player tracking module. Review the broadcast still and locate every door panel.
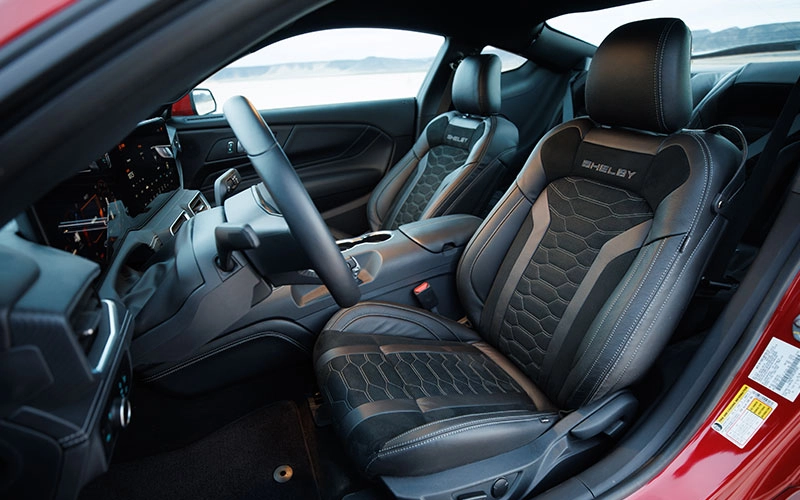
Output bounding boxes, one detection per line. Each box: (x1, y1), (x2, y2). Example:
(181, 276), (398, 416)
(171, 98), (416, 235)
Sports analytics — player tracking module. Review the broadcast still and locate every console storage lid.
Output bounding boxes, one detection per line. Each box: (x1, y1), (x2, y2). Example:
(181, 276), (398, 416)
(398, 214), (482, 253)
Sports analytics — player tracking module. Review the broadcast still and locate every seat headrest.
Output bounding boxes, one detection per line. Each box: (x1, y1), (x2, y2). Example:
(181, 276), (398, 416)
(452, 54), (501, 116)
(586, 18), (692, 134)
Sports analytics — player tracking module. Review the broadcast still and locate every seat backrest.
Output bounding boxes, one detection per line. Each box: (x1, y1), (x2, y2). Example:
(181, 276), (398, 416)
(457, 18), (742, 410)
(366, 54), (519, 231)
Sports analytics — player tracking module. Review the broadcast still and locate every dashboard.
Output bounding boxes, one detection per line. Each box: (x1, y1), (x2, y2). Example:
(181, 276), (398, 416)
(0, 116), (215, 500)
(32, 118), (182, 267)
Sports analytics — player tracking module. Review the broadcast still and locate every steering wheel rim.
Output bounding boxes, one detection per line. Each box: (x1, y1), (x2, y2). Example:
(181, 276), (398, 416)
(223, 95), (361, 307)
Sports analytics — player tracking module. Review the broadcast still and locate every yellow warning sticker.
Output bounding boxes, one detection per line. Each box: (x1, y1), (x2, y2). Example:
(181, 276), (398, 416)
(747, 399), (773, 419)
(712, 384), (777, 448)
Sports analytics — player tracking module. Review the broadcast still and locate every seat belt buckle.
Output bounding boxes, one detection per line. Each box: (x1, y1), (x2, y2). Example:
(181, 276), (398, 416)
(413, 282), (439, 312)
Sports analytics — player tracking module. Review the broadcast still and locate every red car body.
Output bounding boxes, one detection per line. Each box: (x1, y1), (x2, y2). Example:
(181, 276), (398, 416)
(0, 0), (75, 47)
(630, 270), (800, 500)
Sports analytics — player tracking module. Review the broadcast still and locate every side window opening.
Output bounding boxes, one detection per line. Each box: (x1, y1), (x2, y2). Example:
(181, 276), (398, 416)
(481, 46), (528, 72)
(194, 28), (444, 113)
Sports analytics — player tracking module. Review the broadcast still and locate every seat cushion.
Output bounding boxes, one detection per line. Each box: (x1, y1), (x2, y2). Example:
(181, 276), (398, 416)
(314, 303), (558, 477)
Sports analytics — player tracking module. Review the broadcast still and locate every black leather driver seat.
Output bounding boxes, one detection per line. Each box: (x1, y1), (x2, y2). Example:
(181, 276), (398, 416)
(333, 54), (519, 238)
(315, 18), (742, 493)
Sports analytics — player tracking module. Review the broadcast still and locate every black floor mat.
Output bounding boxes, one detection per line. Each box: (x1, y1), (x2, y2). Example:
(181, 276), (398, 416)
(80, 401), (319, 500)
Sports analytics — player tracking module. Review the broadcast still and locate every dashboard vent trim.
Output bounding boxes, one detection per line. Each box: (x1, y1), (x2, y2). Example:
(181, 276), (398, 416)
(188, 193), (209, 216)
(170, 211), (190, 235)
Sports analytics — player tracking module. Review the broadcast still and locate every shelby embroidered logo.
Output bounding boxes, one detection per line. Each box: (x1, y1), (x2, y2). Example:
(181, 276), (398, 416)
(581, 160), (637, 179)
(446, 134), (469, 144)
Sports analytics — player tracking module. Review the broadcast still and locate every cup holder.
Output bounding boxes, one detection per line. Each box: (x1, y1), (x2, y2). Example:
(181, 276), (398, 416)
(337, 231), (393, 251)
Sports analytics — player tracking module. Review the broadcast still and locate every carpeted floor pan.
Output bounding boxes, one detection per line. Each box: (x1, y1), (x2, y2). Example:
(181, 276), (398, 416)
(79, 401), (319, 500)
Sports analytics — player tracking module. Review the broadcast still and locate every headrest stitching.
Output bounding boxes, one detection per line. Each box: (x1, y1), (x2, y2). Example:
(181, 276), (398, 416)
(653, 23), (669, 131)
(656, 20), (679, 132)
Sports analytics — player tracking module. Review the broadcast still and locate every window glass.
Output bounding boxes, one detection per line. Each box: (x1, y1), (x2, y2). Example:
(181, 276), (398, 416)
(548, 0), (800, 59)
(195, 28), (444, 112)
(481, 46), (528, 72)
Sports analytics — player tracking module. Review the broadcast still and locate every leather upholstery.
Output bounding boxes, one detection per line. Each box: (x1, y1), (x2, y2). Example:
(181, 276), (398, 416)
(316, 18), (743, 478)
(314, 304), (557, 476)
(458, 119), (740, 408)
(586, 18), (692, 133)
(366, 54), (519, 231)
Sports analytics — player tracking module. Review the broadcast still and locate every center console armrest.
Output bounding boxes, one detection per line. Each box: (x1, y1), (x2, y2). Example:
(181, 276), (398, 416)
(398, 214), (482, 253)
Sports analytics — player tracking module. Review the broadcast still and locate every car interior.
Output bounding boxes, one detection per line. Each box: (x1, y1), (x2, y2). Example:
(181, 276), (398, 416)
(1, 0), (800, 499)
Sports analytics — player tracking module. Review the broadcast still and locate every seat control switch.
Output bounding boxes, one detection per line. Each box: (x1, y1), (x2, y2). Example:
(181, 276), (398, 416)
(457, 493), (487, 500)
(491, 478), (509, 498)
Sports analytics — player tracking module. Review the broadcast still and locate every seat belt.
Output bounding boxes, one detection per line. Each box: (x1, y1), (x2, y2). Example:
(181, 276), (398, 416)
(561, 70), (585, 123)
(434, 58), (460, 116)
(743, 115), (800, 160)
(704, 73), (800, 284)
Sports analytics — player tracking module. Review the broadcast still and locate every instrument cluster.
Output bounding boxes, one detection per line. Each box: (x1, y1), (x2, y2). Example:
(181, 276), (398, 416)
(33, 118), (181, 266)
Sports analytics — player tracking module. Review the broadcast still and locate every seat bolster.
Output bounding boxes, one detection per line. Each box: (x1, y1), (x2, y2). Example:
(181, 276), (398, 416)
(456, 186), (532, 327)
(324, 301), (481, 342)
(366, 409), (557, 477)
(422, 116), (519, 221)
(646, 131), (742, 243)
(366, 129), (431, 231)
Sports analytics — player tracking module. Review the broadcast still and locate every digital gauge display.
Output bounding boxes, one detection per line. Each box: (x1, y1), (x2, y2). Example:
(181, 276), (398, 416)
(34, 118), (180, 266)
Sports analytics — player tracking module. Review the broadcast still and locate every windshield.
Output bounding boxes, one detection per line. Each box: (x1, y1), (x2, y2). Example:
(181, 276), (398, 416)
(548, 0), (800, 56)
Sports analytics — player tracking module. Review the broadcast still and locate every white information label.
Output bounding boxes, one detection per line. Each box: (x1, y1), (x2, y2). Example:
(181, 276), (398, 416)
(748, 337), (800, 402)
(711, 385), (776, 448)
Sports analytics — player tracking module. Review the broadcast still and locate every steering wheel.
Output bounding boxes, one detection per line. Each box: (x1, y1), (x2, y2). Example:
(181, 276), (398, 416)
(223, 96), (361, 308)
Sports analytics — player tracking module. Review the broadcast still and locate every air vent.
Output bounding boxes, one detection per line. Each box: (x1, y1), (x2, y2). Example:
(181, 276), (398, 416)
(170, 211), (190, 235)
(70, 287), (103, 355)
(188, 194), (209, 215)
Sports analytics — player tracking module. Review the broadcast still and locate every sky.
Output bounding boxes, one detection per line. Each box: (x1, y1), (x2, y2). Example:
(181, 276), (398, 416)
(548, 0), (800, 46)
(228, 29), (443, 68)
(222, 0), (800, 70)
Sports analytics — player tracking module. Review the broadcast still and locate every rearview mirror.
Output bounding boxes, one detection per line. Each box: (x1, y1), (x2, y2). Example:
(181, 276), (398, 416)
(191, 88), (217, 115)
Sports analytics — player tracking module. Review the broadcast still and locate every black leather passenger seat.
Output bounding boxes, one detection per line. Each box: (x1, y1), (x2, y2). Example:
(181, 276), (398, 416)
(332, 54), (519, 238)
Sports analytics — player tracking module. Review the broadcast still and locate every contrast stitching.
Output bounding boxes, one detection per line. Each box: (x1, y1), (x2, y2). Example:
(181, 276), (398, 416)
(334, 303), (473, 341)
(581, 240), (677, 404)
(384, 409), (530, 445)
(571, 238), (669, 398)
(685, 133), (714, 236)
(576, 237), (650, 359)
(604, 216), (721, 394)
(465, 194), (527, 301)
(341, 313), (444, 340)
(372, 150), (420, 227)
(585, 132), (714, 402)
(381, 413), (545, 452)
(430, 117), (495, 215)
(365, 416), (540, 472)
(654, 21), (673, 131)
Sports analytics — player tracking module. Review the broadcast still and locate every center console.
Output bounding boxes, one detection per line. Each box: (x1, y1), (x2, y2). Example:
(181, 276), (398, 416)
(130, 197), (482, 393)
